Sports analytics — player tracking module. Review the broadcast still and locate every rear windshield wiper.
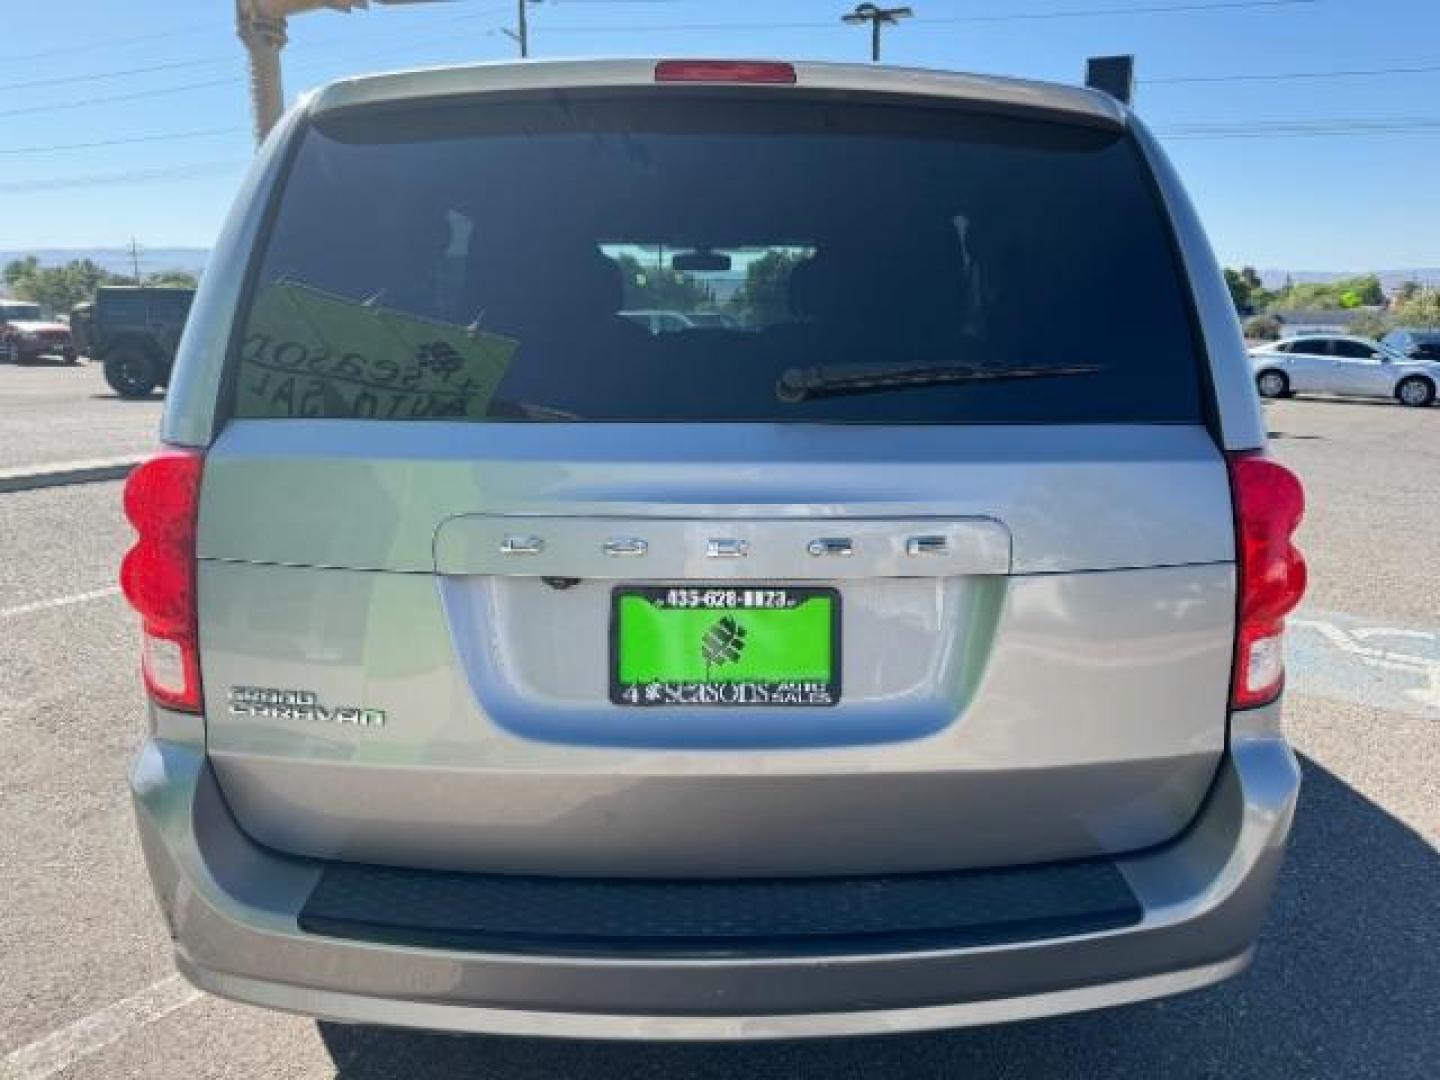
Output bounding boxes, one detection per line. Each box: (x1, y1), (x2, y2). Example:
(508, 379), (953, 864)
(776, 362), (1104, 403)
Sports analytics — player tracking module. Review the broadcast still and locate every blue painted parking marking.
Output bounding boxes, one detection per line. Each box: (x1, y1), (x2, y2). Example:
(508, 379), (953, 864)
(1289, 609), (1440, 719)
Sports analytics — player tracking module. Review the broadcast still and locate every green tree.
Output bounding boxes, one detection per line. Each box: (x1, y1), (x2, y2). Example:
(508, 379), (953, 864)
(144, 270), (199, 289)
(1347, 310), (1390, 339)
(4, 257), (124, 313)
(1393, 288), (1440, 328)
(1243, 314), (1282, 341)
(1271, 274), (1384, 312)
(730, 250), (803, 326)
(1223, 266), (1273, 314)
(4, 256), (40, 292)
(1344, 274), (1385, 306)
(1394, 280), (1422, 304)
(1224, 267), (1253, 313)
(613, 253), (710, 311)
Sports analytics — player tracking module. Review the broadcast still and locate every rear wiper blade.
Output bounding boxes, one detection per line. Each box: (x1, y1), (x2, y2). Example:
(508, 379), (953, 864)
(776, 362), (1104, 403)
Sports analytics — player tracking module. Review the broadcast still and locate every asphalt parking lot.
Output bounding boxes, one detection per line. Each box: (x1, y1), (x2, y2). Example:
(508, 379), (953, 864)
(1, 382), (1436, 1078)
(0, 362), (162, 473)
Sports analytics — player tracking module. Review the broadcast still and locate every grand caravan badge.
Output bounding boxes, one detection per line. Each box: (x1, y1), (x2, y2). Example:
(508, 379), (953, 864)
(228, 686), (387, 728)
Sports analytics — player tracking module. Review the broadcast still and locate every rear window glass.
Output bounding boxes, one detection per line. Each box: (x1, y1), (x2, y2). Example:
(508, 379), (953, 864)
(233, 95), (1202, 423)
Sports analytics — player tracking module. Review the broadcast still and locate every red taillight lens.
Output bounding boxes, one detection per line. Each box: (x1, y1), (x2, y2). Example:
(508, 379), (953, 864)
(654, 60), (797, 84)
(1227, 451), (1307, 710)
(120, 447), (204, 712)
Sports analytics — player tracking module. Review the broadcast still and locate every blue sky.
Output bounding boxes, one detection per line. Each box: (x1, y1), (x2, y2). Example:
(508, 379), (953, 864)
(2, 0), (1438, 271)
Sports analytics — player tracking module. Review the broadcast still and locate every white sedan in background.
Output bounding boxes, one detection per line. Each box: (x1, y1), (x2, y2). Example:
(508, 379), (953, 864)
(1250, 334), (1438, 407)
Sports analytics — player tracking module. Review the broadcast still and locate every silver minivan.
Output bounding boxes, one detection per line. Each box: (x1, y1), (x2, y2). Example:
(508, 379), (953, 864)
(125, 59), (1307, 1039)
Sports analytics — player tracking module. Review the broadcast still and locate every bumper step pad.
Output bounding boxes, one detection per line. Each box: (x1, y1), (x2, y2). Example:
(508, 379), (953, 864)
(299, 857), (1141, 958)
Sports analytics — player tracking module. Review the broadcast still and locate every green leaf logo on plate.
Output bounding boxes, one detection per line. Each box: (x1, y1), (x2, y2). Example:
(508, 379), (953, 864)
(700, 616), (748, 676)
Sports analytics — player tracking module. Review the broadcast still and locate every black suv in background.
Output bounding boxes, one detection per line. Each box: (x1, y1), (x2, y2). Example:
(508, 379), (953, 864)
(90, 286), (195, 398)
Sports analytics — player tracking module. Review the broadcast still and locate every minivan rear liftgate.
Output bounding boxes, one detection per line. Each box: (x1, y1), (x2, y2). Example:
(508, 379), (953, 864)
(197, 418), (1237, 876)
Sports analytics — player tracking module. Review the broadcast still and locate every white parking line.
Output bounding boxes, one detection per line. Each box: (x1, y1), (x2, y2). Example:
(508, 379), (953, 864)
(0, 586), (120, 620)
(1, 975), (202, 1080)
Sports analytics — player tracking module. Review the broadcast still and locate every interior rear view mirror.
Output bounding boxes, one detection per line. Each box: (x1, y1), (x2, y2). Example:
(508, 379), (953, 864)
(673, 250), (732, 274)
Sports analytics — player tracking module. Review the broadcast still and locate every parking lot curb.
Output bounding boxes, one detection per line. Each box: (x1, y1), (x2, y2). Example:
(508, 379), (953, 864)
(0, 456), (143, 494)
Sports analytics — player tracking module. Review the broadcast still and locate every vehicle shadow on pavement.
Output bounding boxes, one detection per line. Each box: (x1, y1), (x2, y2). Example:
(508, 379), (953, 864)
(318, 755), (1438, 1079)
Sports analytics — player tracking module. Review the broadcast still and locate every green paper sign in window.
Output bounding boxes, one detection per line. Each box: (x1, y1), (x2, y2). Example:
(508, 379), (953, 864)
(234, 282), (517, 420)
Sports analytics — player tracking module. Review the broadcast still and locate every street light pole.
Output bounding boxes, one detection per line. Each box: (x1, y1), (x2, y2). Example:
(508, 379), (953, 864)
(840, 3), (913, 63)
(236, 1), (290, 145)
(235, 0), (455, 147)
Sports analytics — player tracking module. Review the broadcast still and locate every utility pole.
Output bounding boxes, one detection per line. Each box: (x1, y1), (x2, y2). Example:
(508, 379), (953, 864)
(501, 0), (541, 58)
(129, 238), (142, 285)
(840, 3), (913, 63)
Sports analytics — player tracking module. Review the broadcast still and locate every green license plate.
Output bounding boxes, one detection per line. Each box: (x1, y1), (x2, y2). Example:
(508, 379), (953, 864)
(610, 586), (841, 707)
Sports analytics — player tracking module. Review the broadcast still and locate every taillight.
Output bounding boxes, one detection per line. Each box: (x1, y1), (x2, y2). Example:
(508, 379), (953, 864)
(654, 60), (797, 84)
(1227, 451), (1307, 710)
(120, 447), (204, 712)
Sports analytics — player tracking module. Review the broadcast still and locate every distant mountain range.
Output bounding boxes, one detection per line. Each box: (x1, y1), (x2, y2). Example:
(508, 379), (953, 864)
(0, 248), (210, 278)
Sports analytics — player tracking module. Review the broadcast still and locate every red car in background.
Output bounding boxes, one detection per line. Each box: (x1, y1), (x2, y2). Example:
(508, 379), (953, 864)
(0, 299), (77, 364)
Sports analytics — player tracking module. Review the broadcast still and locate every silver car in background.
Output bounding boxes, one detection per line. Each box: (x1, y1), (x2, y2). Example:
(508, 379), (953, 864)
(124, 59), (1307, 1039)
(1251, 334), (1438, 406)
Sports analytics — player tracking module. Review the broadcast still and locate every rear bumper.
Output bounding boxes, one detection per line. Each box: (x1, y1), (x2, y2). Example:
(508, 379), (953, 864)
(130, 706), (1299, 1040)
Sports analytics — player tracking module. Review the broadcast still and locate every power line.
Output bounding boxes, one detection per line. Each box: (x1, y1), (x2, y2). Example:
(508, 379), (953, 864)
(0, 5), (508, 95)
(0, 77), (241, 120)
(0, 16), (522, 119)
(0, 0), (1349, 106)
(0, 0), (509, 64)
(0, 129), (242, 157)
(1166, 115), (1440, 131)
(1163, 128), (1440, 139)
(1145, 61), (1440, 84)
(0, 58), (233, 93)
(0, 19), (219, 64)
(0, 6), (512, 106)
(9, 46), (1434, 111)
(920, 0), (1319, 24)
(1159, 117), (1440, 139)
(0, 163), (244, 195)
(539, 0), (1318, 32)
